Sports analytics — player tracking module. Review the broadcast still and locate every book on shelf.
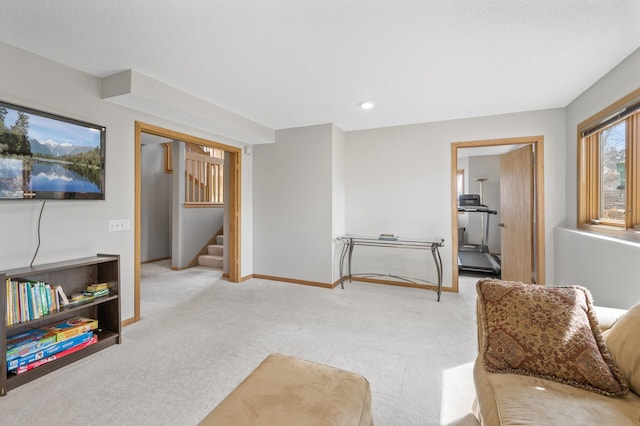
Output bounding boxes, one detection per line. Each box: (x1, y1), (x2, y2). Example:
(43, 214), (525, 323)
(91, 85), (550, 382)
(6, 329), (57, 362)
(5, 278), (13, 325)
(68, 293), (97, 305)
(67, 286), (110, 305)
(5, 279), (60, 326)
(83, 282), (110, 299)
(84, 288), (109, 298)
(11, 334), (98, 375)
(86, 283), (109, 292)
(43, 316), (98, 342)
(55, 285), (69, 306)
(30, 281), (48, 317)
(7, 331), (94, 371)
(19, 281), (27, 322)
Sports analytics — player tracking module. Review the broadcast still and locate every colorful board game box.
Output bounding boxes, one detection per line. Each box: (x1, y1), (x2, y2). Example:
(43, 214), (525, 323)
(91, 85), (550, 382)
(8, 331), (94, 371)
(13, 334), (98, 375)
(6, 329), (57, 361)
(42, 316), (98, 342)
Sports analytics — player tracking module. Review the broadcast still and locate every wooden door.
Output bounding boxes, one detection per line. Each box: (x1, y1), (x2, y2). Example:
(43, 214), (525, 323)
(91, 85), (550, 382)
(500, 145), (534, 283)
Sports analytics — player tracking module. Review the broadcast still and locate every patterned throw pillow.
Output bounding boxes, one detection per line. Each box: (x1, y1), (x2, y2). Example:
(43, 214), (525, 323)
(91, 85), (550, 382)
(476, 279), (628, 397)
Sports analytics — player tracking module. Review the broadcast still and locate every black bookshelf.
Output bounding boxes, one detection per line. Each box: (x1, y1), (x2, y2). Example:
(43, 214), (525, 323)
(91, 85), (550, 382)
(0, 254), (121, 396)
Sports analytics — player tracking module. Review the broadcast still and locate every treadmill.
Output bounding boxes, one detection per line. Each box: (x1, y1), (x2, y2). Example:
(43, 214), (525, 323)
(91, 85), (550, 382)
(457, 195), (501, 276)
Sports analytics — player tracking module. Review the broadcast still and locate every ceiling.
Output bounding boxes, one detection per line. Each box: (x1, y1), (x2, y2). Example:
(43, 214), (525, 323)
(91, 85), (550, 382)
(1, 1), (640, 132)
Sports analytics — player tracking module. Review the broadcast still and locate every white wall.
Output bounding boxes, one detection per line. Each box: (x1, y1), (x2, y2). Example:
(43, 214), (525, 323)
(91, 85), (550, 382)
(558, 46), (640, 308)
(180, 207), (224, 266)
(345, 108), (566, 289)
(253, 124), (334, 283)
(331, 124), (346, 282)
(565, 47), (640, 226)
(555, 228), (640, 309)
(0, 42), (256, 321)
(141, 144), (171, 262)
(241, 150), (253, 277)
(102, 70), (274, 145)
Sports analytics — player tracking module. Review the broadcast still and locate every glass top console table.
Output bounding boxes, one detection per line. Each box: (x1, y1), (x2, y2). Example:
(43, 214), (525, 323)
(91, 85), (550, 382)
(337, 235), (445, 302)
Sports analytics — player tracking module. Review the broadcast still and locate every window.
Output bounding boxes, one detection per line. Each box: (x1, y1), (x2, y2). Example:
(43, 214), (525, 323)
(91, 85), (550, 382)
(598, 122), (626, 222)
(578, 89), (640, 239)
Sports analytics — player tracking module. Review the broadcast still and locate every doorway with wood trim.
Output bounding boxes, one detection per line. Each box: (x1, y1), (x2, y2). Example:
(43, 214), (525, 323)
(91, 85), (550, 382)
(450, 136), (545, 292)
(134, 122), (242, 323)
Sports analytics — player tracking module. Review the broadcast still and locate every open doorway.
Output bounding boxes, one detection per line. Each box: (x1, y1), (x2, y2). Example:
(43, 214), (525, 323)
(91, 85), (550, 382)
(140, 136), (227, 268)
(450, 136), (545, 292)
(457, 153), (503, 279)
(133, 122), (242, 323)
(140, 133), (173, 265)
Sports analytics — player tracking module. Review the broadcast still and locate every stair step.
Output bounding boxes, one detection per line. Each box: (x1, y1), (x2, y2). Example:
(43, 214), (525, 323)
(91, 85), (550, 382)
(198, 254), (223, 269)
(207, 244), (223, 256)
(216, 234), (224, 246)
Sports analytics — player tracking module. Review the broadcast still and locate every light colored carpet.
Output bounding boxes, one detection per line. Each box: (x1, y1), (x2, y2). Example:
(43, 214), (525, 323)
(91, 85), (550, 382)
(1, 261), (482, 426)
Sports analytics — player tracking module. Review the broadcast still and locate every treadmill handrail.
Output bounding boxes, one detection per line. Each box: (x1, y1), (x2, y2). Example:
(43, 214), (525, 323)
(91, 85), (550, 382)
(457, 205), (497, 214)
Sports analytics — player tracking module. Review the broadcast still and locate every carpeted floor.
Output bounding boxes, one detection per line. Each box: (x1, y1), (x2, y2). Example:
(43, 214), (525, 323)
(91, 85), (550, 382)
(1, 261), (482, 425)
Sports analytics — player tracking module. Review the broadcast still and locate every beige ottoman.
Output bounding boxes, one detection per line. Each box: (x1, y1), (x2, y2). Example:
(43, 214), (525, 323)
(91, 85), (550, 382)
(199, 353), (374, 426)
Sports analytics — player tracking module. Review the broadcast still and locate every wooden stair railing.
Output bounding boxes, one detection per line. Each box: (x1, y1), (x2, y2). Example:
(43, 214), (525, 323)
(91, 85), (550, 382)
(184, 143), (224, 206)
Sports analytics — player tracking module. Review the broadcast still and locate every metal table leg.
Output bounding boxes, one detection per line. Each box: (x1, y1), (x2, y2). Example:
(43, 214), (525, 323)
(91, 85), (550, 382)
(431, 243), (443, 302)
(347, 240), (355, 282)
(338, 238), (350, 289)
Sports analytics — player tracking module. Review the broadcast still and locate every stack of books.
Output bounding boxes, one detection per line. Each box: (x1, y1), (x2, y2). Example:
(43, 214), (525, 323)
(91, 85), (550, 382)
(6, 316), (98, 375)
(68, 283), (110, 305)
(84, 283), (110, 298)
(4, 279), (70, 325)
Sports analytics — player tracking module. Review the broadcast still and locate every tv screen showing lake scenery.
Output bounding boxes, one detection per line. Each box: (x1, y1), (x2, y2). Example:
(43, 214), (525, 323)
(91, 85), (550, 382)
(0, 101), (105, 200)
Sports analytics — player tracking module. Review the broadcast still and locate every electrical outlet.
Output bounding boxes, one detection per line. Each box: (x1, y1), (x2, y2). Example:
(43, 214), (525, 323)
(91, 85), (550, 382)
(108, 219), (130, 232)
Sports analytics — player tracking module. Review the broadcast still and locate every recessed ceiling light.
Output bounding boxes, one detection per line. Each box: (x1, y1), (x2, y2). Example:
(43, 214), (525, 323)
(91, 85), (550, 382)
(359, 101), (375, 110)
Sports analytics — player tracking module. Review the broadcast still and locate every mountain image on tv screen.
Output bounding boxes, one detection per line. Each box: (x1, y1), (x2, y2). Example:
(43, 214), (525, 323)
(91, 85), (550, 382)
(0, 102), (105, 200)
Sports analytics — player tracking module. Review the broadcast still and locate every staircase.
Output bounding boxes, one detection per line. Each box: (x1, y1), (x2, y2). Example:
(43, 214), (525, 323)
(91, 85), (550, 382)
(198, 235), (224, 270)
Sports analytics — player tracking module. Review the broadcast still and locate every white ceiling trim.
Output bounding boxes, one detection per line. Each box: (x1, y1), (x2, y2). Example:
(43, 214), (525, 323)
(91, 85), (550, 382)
(101, 70), (275, 145)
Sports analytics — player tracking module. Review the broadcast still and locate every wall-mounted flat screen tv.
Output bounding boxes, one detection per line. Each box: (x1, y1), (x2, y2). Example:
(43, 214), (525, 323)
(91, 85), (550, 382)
(0, 101), (105, 200)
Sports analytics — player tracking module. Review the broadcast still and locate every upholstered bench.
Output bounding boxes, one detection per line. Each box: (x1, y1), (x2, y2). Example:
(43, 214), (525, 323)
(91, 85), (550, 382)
(199, 353), (374, 426)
